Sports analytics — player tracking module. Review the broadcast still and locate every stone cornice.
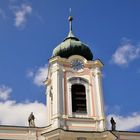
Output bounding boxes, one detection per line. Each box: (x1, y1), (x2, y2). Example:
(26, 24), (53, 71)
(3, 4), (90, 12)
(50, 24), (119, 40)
(49, 56), (103, 70)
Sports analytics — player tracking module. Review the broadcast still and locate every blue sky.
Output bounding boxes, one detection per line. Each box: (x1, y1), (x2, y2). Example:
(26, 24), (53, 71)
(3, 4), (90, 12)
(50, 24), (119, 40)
(0, 0), (140, 130)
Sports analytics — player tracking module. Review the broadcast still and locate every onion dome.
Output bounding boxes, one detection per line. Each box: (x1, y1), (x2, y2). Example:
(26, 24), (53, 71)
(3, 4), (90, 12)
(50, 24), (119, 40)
(52, 16), (93, 60)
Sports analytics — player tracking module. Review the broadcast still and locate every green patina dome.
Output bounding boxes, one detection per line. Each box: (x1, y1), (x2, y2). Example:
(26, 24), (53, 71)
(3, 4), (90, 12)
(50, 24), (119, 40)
(52, 16), (93, 60)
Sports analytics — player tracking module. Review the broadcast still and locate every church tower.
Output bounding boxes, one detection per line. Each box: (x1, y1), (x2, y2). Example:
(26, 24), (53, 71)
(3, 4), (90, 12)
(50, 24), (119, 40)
(44, 16), (107, 139)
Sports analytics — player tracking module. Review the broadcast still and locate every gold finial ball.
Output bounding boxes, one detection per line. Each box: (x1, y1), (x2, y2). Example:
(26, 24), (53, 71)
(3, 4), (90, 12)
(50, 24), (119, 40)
(68, 16), (73, 21)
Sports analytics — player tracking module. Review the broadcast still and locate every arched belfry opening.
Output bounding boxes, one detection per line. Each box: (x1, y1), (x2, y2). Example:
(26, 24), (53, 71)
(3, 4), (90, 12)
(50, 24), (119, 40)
(71, 84), (87, 113)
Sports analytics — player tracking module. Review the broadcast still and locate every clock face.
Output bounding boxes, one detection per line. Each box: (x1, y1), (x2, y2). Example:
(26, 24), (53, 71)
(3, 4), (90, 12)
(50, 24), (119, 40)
(71, 59), (84, 71)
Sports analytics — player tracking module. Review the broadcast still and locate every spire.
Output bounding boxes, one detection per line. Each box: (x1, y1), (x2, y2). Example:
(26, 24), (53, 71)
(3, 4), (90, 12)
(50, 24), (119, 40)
(52, 13), (93, 60)
(67, 15), (75, 38)
(69, 16), (73, 32)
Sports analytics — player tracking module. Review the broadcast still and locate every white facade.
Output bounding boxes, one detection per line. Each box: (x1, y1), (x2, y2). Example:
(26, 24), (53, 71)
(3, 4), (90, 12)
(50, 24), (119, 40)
(45, 55), (106, 132)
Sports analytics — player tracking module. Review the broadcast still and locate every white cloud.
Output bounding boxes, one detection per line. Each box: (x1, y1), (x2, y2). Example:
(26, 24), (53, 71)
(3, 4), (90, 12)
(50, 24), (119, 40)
(111, 40), (140, 66)
(0, 84), (46, 126)
(107, 113), (140, 131)
(13, 4), (32, 28)
(33, 64), (48, 86)
(0, 85), (12, 101)
(0, 100), (46, 126)
(27, 64), (48, 86)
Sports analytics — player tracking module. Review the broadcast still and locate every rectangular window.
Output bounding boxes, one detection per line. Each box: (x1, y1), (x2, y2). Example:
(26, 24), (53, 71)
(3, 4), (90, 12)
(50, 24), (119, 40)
(72, 84), (87, 113)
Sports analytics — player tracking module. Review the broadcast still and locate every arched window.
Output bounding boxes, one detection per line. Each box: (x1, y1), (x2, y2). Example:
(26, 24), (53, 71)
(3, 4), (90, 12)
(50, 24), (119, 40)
(72, 84), (87, 113)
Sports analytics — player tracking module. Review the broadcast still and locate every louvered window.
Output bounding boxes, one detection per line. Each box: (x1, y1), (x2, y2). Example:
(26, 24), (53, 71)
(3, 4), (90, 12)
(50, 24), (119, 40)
(72, 84), (87, 113)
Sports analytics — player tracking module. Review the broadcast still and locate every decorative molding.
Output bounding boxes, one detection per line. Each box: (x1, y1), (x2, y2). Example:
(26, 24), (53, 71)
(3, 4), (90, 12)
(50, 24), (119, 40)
(44, 78), (51, 86)
(68, 77), (89, 84)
